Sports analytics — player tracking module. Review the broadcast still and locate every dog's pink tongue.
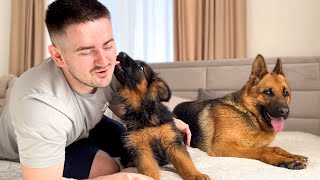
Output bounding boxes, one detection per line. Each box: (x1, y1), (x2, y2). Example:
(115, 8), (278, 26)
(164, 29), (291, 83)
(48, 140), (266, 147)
(271, 117), (285, 132)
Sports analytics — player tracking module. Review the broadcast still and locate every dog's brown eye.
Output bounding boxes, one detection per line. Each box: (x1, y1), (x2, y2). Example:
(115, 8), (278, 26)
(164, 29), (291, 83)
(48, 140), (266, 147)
(138, 65), (144, 70)
(263, 89), (273, 96)
(283, 90), (289, 97)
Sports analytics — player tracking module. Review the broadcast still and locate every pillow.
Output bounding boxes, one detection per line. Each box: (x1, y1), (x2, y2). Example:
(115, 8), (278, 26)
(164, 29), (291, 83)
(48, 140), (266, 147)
(162, 95), (192, 112)
(0, 75), (17, 98)
(0, 75), (17, 115)
(198, 88), (217, 100)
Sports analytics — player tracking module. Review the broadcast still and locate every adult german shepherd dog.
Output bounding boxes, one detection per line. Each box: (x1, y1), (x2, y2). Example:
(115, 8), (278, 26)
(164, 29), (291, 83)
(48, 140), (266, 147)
(173, 55), (308, 169)
(114, 52), (209, 180)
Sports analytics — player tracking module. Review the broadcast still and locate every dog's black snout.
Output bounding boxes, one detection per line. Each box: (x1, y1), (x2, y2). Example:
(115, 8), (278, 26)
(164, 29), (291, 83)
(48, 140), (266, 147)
(119, 52), (127, 58)
(117, 52), (129, 67)
(277, 106), (289, 116)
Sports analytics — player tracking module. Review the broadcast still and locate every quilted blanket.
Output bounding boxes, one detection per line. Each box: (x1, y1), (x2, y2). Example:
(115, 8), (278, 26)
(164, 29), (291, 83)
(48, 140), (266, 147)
(1, 131), (319, 180)
(122, 131), (320, 180)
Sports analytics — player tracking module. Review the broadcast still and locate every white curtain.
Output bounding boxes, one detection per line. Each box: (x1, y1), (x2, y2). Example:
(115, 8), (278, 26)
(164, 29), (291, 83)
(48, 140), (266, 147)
(101, 0), (174, 63)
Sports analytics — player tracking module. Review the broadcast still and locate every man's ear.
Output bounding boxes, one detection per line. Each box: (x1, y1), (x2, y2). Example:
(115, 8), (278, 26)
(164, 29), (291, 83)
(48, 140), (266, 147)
(48, 45), (65, 67)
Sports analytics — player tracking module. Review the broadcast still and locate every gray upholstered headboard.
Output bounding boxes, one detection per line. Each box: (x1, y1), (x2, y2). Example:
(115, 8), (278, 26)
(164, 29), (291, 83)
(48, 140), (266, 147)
(150, 56), (320, 135)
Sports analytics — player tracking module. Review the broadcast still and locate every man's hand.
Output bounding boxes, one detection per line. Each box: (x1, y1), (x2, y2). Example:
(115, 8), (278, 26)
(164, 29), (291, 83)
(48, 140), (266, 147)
(96, 172), (154, 180)
(173, 118), (191, 147)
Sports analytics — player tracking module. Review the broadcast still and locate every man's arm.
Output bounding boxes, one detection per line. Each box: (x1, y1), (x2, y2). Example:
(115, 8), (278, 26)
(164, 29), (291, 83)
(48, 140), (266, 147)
(12, 98), (69, 179)
(22, 164), (153, 180)
(22, 164), (64, 180)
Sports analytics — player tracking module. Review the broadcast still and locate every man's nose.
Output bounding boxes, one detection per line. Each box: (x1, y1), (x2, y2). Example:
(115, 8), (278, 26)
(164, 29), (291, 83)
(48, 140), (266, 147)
(94, 50), (109, 66)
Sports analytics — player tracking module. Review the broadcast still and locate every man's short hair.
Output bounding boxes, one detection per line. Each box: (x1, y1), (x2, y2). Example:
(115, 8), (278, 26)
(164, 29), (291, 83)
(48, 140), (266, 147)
(45, 0), (111, 45)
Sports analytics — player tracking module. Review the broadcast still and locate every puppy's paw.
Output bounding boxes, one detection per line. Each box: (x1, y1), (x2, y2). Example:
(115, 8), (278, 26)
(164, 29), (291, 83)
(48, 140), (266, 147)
(184, 173), (211, 180)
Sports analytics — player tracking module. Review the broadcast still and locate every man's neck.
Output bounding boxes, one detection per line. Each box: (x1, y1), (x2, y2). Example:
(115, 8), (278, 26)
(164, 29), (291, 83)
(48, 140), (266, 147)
(61, 68), (96, 94)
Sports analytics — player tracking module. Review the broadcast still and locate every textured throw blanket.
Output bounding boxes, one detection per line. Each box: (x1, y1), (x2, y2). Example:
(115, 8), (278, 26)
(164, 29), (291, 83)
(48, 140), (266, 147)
(121, 131), (320, 180)
(0, 131), (319, 180)
(1, 77), (319, 179)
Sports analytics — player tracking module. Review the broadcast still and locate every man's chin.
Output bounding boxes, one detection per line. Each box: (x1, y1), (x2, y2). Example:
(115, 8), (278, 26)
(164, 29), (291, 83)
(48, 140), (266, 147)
(94, 77), (112, 88)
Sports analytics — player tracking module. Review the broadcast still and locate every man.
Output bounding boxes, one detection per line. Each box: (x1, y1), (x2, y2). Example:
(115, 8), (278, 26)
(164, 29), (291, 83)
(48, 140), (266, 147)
(0, 0), (191, 179)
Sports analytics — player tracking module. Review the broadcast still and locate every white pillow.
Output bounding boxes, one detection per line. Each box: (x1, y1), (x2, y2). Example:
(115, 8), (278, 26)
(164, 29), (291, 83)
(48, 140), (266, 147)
(162, 95), (192, 112)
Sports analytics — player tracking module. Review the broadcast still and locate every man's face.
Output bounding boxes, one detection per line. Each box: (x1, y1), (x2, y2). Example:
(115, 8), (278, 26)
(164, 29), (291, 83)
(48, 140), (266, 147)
(51, 18), (117, 94)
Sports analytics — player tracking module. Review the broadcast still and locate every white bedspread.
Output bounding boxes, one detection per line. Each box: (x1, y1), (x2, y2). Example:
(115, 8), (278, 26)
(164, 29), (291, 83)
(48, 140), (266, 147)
(1, 131), (319, 180)
(122, 131), (320, 180)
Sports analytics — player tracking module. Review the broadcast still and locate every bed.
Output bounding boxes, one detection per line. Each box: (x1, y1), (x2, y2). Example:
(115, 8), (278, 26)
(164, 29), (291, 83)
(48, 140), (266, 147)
(1, 56), (320, 179)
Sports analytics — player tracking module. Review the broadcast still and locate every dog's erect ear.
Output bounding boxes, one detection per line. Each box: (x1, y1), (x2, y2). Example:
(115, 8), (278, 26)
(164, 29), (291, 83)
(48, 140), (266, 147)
(250, 54), (268, 85)
(272, 58), (285, 76)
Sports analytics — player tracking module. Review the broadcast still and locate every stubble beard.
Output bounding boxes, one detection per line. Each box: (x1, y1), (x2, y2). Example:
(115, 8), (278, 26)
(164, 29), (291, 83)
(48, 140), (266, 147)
(68, 68), (112, 90)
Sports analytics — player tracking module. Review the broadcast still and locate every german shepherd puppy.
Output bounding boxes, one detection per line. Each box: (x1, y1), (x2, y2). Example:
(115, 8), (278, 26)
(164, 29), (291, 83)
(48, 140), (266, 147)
(173, 55), (308, 170)
(114, 52), (210, 180)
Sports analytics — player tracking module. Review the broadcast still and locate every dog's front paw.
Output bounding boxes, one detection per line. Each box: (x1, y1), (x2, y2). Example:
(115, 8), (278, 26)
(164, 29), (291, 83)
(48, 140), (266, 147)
(278, 159), (307, 170)
(184, 173), (211, 180)
(292, 154), (308, 164)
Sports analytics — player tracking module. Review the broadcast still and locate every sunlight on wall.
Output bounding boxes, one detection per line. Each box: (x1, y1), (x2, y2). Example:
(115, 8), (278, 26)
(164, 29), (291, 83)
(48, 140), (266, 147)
(247, 0), (320, 57)
(0, 1), (11, 75)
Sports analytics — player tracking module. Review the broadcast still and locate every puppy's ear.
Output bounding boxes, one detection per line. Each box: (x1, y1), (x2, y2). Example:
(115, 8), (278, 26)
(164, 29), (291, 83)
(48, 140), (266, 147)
(148, 78), (171, 102)
(272, 58), (285, 76)
(249, 54), (268, 85)
(157, 79), (171, 102)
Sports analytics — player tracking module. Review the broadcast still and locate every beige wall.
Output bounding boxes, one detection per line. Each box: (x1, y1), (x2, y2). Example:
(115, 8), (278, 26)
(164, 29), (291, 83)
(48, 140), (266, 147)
(0, 0), (11, 76)
(247, 0), (320, 58)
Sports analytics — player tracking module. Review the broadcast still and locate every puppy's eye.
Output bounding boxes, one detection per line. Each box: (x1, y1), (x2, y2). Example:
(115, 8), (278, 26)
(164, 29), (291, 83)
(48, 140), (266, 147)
(138, 65), (144, 70)
(263, 89), (273, 96)
(283, 89), (289, 97)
